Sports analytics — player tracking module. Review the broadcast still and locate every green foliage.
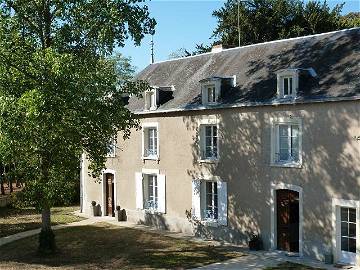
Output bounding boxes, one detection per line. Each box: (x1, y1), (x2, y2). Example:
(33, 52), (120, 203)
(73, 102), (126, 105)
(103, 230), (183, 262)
(340, 12), (360, 28)
(0, 0), (155, 214)
(212, 0), (345, 48)
(187, 0), (358, 54)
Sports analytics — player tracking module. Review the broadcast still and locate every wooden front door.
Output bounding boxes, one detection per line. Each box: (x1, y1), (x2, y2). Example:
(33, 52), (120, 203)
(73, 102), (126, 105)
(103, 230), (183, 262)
(277, 189), (299, 253)
(105, 173), (114, 217)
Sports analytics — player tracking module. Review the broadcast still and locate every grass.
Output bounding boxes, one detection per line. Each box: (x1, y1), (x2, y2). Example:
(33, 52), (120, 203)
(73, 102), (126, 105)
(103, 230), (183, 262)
(0, 222), (245, 270)
(264, 262), (325, 270)
(0, 205), (84, 237)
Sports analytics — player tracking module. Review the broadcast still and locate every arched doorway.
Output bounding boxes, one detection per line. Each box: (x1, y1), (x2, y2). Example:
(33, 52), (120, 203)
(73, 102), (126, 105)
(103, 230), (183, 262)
(276, 189), (300, 253)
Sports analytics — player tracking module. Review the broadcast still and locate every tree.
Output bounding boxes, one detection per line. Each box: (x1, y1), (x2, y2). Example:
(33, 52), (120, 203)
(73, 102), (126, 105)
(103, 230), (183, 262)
(340, 12), (360, 28)
(168, 48), (191, 59)
(186, 0), (356, 55)
(0, 0), (155, 254)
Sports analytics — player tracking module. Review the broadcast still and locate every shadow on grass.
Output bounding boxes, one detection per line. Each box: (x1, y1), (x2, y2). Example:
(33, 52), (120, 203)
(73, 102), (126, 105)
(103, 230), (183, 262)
(0, 222), (245, 270)
(264, 262), (325, 270)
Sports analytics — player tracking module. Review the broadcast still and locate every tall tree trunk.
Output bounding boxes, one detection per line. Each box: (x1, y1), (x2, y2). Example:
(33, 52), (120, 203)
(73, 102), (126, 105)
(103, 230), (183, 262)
(38, 207), (56, 254)
(0, 181), (4, 195)
(38, 157), (56, 254)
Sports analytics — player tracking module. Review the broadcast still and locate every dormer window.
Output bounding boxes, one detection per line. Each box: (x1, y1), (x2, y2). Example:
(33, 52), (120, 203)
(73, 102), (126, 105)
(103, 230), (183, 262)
(283, 77), (294, 97)
(277, 69), (299, 99)
(207, 85), (216, 103)
(144, 88), (158, 111)
(200, 78), (222, 105)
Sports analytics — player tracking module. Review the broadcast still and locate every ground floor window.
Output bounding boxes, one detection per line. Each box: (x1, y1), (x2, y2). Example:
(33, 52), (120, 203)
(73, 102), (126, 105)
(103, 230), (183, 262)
(135, 171), (166, 213)
(341, 207), (357, 253)
(143, 174), (158, 210)
(191, 179), (227, 225)
(204, 181), (218, 220)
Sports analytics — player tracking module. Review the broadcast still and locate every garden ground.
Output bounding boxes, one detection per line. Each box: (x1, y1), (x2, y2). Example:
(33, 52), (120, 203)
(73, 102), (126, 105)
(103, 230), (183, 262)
(0, 205), (84, 237)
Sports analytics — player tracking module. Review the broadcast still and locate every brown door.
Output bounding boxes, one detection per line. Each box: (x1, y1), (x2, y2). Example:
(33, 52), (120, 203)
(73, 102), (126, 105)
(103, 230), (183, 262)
(105, 173), (114, 217)
(277, 189), (299, 252)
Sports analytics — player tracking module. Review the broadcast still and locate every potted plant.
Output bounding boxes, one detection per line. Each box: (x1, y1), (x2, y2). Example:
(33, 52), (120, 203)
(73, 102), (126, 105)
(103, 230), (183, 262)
(248, 233), (263, 251)
(115, 205), (122, 221)
(91, 201), (97, 217)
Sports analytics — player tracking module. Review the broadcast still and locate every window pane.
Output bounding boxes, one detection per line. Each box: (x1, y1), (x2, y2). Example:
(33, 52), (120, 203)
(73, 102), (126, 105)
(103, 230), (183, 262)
(349, 208), (356, 223)
(283, 78), (289, 95)
(279, 148), (289, 161)
(341, 208), (348, 221)
(205, 126), (212, 136)
(279, 137), (289, 149)
(341, 222), (348, 236)
(279, 125), (288, 136)
(349, 238), (356, 253)
(341, 237), (349, 251)
(213, 126), (217, 137)
(349, 223), (356, 238)
(289, 78), (293, 94)
(205, 137), (212, 147)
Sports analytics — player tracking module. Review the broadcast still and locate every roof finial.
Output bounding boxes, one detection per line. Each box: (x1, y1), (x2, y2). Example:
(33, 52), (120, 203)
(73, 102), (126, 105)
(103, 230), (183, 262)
(150, 35), (155, 64)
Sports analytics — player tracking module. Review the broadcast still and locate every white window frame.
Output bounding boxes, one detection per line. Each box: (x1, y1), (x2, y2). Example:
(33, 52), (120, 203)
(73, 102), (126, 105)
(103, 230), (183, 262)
(201, 80), (221, 105)
(276, 70), (299, 99)
(198, 117), (220, 163)
(332, 198), (360, 266)
(270, 116), (302, 168)
(142, 122), (159, 160)
(192, 176), (227, 227)
(143, 174), (159, 211)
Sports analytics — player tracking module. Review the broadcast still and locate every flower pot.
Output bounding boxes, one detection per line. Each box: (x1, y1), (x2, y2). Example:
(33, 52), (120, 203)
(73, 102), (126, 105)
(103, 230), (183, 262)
(90, 205), (98, 217)
(115, 209), (122, 221)
(324, 253), (333, 264)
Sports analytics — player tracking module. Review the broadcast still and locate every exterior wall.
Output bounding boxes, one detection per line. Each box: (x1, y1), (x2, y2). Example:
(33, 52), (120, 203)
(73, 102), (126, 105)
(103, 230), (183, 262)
(82, 100), (360, 263)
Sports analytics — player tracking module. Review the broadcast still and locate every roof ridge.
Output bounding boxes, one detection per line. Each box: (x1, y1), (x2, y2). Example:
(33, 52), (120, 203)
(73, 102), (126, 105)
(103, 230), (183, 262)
(150, 27), (360, 66)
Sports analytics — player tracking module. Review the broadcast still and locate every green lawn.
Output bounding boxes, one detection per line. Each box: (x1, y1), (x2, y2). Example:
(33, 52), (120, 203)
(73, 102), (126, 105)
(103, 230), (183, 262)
(264, 262), (325, 270)
(0, 206), (84, 238)
(0, 222), (245, 270)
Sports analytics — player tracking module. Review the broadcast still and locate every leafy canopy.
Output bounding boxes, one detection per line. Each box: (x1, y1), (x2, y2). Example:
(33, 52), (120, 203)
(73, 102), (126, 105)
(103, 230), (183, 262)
(0, 0), (155, 210)
(182, 0), (359, 55)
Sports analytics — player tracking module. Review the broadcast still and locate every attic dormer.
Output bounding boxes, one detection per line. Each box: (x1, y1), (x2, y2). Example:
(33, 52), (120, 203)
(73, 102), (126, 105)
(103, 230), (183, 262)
(144, 87), (159, 111)
(200, 76), (236, 105)
(277, 69), (299, 99)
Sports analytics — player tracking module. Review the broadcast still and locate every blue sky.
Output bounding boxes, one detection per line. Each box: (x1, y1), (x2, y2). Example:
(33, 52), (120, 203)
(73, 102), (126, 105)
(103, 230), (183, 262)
(119, 0), (360, 71)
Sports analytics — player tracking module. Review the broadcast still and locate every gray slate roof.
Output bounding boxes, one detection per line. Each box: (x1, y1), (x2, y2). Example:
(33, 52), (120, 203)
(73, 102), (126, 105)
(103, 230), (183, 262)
(129, 28), (360, 114)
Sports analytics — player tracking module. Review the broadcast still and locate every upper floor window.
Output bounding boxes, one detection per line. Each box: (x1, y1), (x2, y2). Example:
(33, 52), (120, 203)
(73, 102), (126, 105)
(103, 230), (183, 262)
(106, 138), (116, 157)
(277, 70), (299, 99)
(271, 117), (302, 167)
(200, 125), (219, 161)
(142, 123), (159, 160)
(144, 88), (158, 110)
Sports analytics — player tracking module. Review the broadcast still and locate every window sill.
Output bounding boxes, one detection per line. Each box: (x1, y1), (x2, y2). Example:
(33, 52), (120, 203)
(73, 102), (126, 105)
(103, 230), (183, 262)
(198, 159), (219, 164)
(143, 209), (162, 215)
(270, 162), (302, 169)
(142, 156), (160, 161)
(200, 219), (219, 227)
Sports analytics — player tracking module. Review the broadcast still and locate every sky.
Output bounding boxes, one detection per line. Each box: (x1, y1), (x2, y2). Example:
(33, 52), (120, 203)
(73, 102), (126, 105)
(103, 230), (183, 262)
(118, 0), (360, 72)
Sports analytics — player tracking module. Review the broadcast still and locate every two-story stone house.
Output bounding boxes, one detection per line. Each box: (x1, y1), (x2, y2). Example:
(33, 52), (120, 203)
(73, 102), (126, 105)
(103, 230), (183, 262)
(81, 28), (360, 266)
